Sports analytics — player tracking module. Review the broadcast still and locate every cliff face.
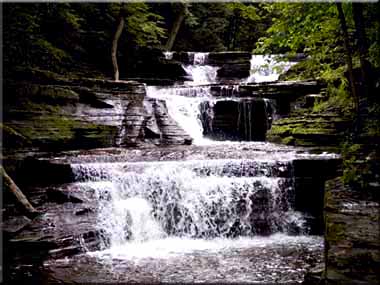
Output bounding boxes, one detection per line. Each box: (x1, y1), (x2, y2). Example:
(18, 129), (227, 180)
(2, 74), (192, 154)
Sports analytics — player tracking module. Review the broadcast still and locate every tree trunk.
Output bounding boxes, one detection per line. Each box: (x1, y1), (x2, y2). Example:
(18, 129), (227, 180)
(228, 14), (238, 50)
(1, 166), (39, 218)
(165, 3), (187, 51)
(353, 4), (372, 137)
(353, 3), (370, 97)
(336, 3), (358, 113)
(112, 16), (125, 81)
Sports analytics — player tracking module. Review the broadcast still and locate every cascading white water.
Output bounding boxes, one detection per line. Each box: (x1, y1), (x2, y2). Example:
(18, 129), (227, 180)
(220, 85), (240, 97)
(163, 51), (173, 60)
(188, 52), (209, 65)
(40, 52), (329, 283)
(183, 52), (219, 85)
(72, 158), (307, 250)
(245, 55), (297, 83)
(146, 85), (214, 145)
(150, 53), (295, 145)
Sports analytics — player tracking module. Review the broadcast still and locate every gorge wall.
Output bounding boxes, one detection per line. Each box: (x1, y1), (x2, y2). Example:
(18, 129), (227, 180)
(2, 75), (192, 154)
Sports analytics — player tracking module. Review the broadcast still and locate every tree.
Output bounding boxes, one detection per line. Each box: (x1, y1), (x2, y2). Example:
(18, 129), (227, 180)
(1, 166), (40, 219)
(109, 3), (166, 81)
(224, 3), (261, 51)
(336, 3), (358, 113)
(111, 5), (127, 81)
(165, 2), (188, 51)
(353, 3), (371, 98)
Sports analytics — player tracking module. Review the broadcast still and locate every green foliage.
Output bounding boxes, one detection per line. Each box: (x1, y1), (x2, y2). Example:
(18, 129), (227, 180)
(34, 39), (71, 63)
(255, 3), (346, 82)
(3, 4), (84, 71)
(172, 3), (268, 52)
(313, 77), (354, 116)
(122, 3), (166, 47)
(341, 143), (371, 189)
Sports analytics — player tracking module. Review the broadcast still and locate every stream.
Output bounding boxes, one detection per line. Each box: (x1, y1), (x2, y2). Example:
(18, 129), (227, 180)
(8, 53), (332, 283)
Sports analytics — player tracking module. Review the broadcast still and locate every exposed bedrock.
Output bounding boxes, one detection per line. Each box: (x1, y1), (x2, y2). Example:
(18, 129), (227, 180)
(323, 177), (380, 284)
(2, 78), (192, 153)
(172, 51), (252, 80)
(200, 98), (272, 141)
(171, 51), (251, 66)
(122, 47), (188, 82)
(209, 80), (326, 116)
(267, 114), (352, 148)
(217, 62), (251, 80)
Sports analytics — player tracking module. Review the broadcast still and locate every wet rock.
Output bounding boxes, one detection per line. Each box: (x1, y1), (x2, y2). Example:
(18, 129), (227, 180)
(217, 63), (251, 79)
(3, 78), (193, 153)
(172, 51), (193, 65)
(267, 114), (351, 148)
(47, 188), (83, 204)
(172, 51), (251, 67)
(304, 94), (325, 108)
(75, 208), (94, 216)
(302, 263), (325, 284)
(2, 215), (32, 235)
(152, 100), (192, 145)
(200, 99), (270, 141)
(207, 52), (251, 65)
(209, 81), (325, 117)
(324, 177), (380, 284)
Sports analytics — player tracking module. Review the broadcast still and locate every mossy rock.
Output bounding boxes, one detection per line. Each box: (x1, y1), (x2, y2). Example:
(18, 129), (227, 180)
(7, 83), (80, 106)
(0, 123), (32, 148)
(282, 136), (295, 145)
(4, 115), (118, 151)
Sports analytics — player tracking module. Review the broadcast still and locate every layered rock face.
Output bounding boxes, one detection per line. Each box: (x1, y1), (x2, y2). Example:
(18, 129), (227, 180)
(123, 47), (188, 83)
(2, 76), (191, 153)
(200, 99), (272, 141)
(324, 177), (380, 284)
(172, 51), (251, 80)
(266, 93), (352, 150)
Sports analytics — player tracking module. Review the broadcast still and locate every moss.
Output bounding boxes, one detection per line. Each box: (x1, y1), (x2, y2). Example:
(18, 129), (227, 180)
(6, 114), (119, 150)
(0, 123), (32, 147)
(269, 123), (336, 136)
(9, 101), (62, 114)
(326, 221), (346, 242)
(13, 84), (79, 104)
(282, 136), (295, 145)
(341, 143), (372, 189)
(278, 60), (318, 81)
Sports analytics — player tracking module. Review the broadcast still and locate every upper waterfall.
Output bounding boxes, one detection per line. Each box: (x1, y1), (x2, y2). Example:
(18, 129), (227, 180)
(183, 52), (219, 85)
(245, 55), (296, 83)
(164, 51), (174, 60)
(149, 51), (299, 145)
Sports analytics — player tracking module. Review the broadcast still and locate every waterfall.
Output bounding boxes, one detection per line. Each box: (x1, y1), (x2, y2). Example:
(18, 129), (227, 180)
(183, 52), (219, 85)
(220, 85), (240, 97)
(163, 51), (173, 60)
(72, 158), (307, 249)
(143, 53), (299, 145)
(192, 52), (208, 65)
(146, 86), (213, 145)
(245, 55), (296, 83)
